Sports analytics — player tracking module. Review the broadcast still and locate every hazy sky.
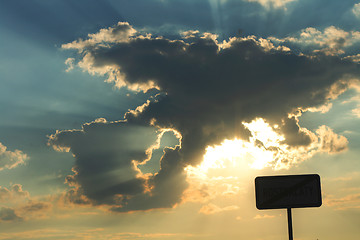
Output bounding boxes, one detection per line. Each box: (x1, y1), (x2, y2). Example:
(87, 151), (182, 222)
(1, 0), (360, 239)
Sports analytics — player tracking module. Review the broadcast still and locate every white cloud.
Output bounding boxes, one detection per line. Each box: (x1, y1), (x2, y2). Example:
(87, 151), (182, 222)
(316, 125), (348, 154)
(246, 0), (296, 9)
(269, 26), (360, 56)
(0, 142), (27, 171)
(352, 3), (360, 18)
(65, 58), (75, 72)
(62, 22), (137, 52)
(254, 214), (276, 219)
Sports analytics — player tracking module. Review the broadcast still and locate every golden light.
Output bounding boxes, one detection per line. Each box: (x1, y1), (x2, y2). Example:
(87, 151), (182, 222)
(182, 118), (283, 205)
(185, 118), (285, 180)
(182, 118), (323, 205)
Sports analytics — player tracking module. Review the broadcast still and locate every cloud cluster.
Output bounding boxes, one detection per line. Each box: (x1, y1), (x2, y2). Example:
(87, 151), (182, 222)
(0, 207), (22, 222)
(0, 201), (52, 222)
(0, 184), (29, 203)
(0, 183), (52, 222)
(51, 22), (360, 212)
(0, 142), (27, 171)
(49, 119), (187, 212)
(269, 26), (360, 56)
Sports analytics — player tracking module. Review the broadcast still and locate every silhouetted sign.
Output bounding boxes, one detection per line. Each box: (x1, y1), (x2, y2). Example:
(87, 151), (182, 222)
(255, 174), (322, 210)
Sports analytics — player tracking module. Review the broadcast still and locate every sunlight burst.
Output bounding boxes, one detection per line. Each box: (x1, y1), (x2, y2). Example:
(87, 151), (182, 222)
(185, 118), (285, 180)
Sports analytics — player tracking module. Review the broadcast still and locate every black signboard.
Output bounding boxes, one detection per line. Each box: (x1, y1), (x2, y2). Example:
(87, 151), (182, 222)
(255, 174), (322, 210)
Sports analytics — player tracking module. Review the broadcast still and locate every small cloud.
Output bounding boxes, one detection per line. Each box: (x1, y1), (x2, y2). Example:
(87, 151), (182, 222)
(345, 81), (360, 118)
(325, 193), (360, 210)
(21, 201), (52, 213)
(352, 108), (360, 118)
(199, 203), (239, 215)
(0, 142), (28, 171)
(316, 125), (348, 154)
(0, 184), (29, 203)
(352, 3), (360, 18)
(269, 26), (360, 56)
(65, 58), (75, 72)
(181, 30), (200, 39)
(254, 214), (276, 219)
(246, 0), (296, 9)
(328, 172), (360, 182)
(62, 22), (137, 52)
(18, 201), (52, 219)
(0, 207), (22, 222)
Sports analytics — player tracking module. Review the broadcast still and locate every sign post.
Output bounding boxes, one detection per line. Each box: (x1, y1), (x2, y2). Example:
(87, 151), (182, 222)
(255, 174), (322, 240)
(287, 208), (293, 240)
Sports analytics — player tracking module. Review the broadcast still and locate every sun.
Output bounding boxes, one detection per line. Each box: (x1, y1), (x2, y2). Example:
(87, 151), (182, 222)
(185, 118), (285, 180)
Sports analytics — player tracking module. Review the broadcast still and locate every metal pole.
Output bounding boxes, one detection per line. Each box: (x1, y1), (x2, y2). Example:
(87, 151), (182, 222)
(287, 208), (293, 240)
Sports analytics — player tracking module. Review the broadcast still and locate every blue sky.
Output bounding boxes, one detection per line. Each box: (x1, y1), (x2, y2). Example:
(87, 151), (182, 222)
(1, 0), (360, 239)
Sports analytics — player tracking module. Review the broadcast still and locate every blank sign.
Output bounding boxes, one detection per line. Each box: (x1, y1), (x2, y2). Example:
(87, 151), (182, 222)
(255, 174), (322, 210)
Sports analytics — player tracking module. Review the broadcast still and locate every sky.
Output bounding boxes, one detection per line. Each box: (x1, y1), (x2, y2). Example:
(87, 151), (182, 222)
(1, 0), (360, 239)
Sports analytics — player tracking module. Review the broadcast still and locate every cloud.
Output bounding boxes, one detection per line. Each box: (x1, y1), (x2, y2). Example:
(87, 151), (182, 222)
(17, 201), (52, 220)
(49, 119), (187, 212)
(0, 184), (53, 221)
(325, 193), (360, 210)
(254, 214), (276, 219)
(0, 142), (27, 171)
(316, 125), (348, 153)
(0, 207), (22, 222)
(199, 203), (239, 215)
(246, 0), (296, 9)
(65, 57), (75, 72)
(269, 26), (360, 56)
(55, 22), (360, 212)
(340, 81), (360, 118)
(352, 3), (360, 18)
(0, 184), (29, 203)
(62, 22), (137, 52)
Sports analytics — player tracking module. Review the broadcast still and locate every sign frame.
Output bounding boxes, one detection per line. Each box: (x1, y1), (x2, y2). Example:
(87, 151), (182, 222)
(255, 174), (322, 210)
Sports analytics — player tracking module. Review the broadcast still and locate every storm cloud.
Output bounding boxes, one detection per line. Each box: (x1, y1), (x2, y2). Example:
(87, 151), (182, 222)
(50, 22), (360, 212)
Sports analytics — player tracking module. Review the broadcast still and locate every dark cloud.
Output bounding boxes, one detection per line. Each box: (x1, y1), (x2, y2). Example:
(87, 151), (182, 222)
(49, 118), (186, 211)
(50, 23), (360, 212)
(82, 30), (358, 151)
(21, 201), (51, 212)
(19, 201), (52, 219)
(0, 207), (22, 222)
(110, 146), (188, 212)
(279, 116), (314, 147)
(49, 119), (159, 206)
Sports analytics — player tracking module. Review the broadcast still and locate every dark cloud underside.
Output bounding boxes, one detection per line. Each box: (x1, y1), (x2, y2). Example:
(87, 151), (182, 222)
(50, 23), (360, 212)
